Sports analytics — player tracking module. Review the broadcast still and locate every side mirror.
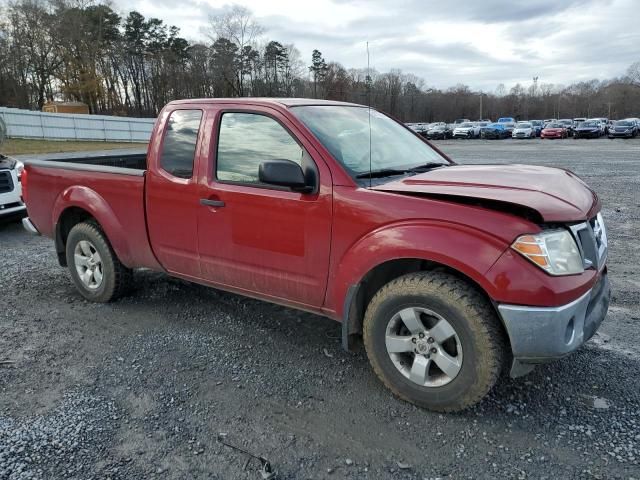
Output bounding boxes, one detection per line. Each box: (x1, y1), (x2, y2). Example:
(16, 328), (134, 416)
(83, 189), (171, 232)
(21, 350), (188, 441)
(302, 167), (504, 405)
(259, 159), (312, 193)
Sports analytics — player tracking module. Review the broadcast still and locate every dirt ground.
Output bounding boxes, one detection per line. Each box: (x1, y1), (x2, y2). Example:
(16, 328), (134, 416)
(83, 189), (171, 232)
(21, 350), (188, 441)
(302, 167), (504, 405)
(1, 137), (639, 480)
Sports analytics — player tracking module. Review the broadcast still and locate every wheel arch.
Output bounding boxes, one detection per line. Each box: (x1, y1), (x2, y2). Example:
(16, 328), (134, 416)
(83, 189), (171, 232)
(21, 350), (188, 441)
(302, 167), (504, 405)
(341, 256), (509, 352)
(53, 186), (132, 267)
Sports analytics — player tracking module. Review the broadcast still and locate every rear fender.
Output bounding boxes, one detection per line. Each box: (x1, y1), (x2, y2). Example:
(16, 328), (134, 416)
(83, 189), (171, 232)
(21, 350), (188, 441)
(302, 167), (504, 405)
(330, 221), (509, 319)
(52, 185), (134, 266)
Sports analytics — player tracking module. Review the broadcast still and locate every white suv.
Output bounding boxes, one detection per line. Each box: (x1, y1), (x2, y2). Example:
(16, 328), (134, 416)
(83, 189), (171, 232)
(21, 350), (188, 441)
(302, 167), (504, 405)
(0, 156), (26, 218)
(452, 122), (480, 139)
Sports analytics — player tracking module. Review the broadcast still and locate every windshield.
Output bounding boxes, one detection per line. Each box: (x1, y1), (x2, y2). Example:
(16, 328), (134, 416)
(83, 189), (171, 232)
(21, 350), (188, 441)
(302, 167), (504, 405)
(488, 123), (502, 128)
(516, 122), (532, 128)
(292, 106), (448, 177)
(615, 121), (633, 126)
(582, 121), (599, 127)
(458, 123), (474, 128)
(530, 120), (542, 126)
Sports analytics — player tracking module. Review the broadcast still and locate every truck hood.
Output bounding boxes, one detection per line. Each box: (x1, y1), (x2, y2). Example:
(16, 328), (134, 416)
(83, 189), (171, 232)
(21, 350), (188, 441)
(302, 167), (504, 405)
(371, 164), (599, 222)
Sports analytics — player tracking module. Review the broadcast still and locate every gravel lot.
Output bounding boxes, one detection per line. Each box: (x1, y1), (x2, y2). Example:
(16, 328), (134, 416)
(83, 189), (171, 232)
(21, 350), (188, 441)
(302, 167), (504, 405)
(1, 138), (639, 480)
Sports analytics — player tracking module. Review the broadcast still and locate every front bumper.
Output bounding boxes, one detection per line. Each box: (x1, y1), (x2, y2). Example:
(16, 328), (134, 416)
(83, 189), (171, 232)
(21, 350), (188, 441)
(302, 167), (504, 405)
(498, 272), (610, 376)
(22, 216), (40, 235)
(609, 131), (634, 138)
(0, 201), (26, 217)
(576, 131), (600, 138)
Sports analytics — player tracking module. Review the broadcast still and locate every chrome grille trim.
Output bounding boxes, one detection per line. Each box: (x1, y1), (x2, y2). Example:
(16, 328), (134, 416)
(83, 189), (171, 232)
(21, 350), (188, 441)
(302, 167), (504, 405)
(569, 213), (607, 270)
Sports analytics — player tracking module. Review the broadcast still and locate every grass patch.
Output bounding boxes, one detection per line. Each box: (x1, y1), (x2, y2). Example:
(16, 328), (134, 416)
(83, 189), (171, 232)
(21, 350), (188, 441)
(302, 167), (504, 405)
(1, 139), (147, 156)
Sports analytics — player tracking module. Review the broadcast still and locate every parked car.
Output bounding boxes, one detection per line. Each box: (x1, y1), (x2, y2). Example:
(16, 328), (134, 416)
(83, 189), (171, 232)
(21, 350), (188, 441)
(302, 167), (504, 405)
(480, 122), (509, 139)
(0, 155), (26, 219)
(425, 124), (453, 140)
(512, 122), (535, 139)
(558, 119), (575, 137)
(452, 122), (480, 139)
(541, 122), (569, 139)
(574, 120), (603, 139)
(20, 98), (611, 413)
(608, 119), (638, 139)
(529, 120), (544, 137)
(586, 118), (607, 135)
(407, 123), (429, 137)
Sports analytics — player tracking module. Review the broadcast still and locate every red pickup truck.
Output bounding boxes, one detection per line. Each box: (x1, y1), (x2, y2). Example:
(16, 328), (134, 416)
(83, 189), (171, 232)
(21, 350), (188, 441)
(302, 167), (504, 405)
(21, 98), (610, 412)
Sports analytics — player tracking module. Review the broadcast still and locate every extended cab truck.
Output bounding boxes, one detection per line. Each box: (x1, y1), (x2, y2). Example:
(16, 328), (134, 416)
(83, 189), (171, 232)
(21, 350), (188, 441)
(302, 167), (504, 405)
(21, 98), (611, 412)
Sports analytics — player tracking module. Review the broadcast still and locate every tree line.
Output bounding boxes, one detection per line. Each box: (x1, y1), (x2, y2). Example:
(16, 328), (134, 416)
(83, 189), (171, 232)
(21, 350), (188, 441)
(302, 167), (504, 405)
(1, 0), (639, 121)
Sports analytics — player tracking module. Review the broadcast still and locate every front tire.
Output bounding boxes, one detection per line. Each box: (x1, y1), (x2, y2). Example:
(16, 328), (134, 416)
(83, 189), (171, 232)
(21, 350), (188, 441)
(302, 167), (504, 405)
(363, 272), (507, 412)
(66, 221), (132, 303)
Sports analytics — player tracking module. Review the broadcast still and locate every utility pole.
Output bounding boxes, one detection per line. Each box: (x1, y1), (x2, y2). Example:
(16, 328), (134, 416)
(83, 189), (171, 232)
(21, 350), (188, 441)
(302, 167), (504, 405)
(479, 93), (483, 120)
(606, 102), (613, 119)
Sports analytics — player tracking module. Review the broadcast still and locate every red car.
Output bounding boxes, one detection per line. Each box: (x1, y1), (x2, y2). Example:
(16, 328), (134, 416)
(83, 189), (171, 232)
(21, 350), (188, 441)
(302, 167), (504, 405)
(20, 98), (610, 412)
(541, 122), (569, 139)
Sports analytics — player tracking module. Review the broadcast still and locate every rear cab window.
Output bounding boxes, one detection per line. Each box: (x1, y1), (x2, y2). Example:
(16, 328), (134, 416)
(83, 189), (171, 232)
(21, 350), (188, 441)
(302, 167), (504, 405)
(159, 110), (203, 179)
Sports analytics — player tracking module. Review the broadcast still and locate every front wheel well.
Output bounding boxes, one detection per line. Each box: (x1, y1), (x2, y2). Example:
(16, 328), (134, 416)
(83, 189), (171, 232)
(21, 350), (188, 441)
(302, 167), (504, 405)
(55, 207), (96, 266)
(343, 258), (507, 351)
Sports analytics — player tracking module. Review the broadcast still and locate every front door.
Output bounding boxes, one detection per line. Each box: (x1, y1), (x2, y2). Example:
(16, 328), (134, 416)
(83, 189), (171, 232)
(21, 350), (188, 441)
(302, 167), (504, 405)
(196, 107), (332, 308)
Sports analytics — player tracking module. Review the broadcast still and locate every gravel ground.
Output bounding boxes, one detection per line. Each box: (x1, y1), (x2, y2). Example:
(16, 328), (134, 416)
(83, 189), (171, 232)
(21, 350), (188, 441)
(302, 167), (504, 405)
(1, 137), (639, 480)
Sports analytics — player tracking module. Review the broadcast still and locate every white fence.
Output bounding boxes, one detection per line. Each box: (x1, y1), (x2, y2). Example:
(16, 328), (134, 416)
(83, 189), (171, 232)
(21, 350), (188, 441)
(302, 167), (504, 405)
(0, 107), (154, 143)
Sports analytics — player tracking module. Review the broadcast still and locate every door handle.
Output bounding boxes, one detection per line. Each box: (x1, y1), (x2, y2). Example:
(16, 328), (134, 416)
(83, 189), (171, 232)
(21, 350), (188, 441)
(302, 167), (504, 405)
(200, 198), (225, 208)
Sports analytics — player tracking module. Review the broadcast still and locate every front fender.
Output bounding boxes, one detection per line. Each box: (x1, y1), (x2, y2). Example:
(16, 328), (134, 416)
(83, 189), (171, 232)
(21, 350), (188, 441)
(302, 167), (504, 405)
(328, 220), (509, 319)
(52, 185), (134, 266)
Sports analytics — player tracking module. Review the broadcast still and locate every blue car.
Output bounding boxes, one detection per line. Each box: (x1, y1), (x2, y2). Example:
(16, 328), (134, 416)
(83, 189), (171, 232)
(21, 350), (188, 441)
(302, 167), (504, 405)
(480, 123), (508, 139)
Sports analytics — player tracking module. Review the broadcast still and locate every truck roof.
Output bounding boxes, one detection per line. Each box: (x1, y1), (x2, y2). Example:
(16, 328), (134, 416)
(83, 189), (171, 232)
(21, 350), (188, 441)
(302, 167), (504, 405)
(166, 97), (364, 108)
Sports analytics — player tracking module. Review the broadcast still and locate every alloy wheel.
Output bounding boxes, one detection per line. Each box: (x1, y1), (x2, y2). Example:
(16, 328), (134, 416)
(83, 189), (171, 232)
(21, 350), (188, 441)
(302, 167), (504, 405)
(385, 307), (463, 387)
(74, 240), (104, 290)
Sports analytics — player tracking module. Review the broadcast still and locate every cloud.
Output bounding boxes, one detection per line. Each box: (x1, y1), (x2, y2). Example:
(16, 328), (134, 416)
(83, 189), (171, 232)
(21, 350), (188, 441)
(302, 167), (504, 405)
(111, 0), (639, 90)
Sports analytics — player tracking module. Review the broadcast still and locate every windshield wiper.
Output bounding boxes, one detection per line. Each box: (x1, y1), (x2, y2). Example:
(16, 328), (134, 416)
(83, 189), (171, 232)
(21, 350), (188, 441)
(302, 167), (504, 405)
(405, 162), (448, 172)
(355, 168), (408, 179)
(356, 163), (448, 179)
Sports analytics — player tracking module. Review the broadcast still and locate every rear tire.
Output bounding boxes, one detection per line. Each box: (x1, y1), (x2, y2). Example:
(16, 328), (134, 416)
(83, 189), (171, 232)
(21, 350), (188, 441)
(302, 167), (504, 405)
(66, 221), (132, 303)
(363, 271), (507, 412)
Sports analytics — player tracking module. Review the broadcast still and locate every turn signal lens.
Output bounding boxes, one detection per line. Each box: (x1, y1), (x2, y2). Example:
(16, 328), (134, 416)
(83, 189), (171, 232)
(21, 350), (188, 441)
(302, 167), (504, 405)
(511, 230), (584, 276)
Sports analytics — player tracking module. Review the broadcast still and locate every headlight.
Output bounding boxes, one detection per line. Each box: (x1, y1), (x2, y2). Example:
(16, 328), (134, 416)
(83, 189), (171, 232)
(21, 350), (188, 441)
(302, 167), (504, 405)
(15, 161), (24, 180)
(511, 229), (584, 275)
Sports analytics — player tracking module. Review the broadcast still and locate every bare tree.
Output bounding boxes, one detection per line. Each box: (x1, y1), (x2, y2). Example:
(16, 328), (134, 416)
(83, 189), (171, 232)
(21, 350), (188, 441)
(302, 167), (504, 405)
(8, 0), (63, 109)
(207, 5), (263, 96)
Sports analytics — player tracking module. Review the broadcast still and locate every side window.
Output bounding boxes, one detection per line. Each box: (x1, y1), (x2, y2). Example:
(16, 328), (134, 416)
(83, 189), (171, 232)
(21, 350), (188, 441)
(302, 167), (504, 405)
(217, 112), (303, 184)
(159, 110), (202, 179)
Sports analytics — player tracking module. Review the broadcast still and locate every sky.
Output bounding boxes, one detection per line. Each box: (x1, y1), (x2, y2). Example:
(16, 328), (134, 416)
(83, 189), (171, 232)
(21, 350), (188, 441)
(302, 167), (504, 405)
(115, 0), (640, 92)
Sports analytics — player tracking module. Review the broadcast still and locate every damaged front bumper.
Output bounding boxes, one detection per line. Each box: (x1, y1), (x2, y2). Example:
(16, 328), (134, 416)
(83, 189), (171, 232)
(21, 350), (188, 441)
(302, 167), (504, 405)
(497, 272), (611, 377)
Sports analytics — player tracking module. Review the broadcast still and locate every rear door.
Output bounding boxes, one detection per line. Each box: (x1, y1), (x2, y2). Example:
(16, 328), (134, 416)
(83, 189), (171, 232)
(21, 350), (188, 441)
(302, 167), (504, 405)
(146, 108), (204, 276)
(196, 106), (333, 308)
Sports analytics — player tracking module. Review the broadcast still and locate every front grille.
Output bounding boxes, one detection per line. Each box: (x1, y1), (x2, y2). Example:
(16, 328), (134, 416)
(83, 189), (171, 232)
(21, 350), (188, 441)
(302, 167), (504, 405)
(571, 213), (607, 270)
(0, 170), (13, 194)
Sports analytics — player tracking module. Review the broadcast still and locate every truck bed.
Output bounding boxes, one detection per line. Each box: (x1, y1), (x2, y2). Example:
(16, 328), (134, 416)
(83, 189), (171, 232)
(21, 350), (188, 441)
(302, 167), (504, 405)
(24, 149), (147, 174)
(23, 148), (160, 270)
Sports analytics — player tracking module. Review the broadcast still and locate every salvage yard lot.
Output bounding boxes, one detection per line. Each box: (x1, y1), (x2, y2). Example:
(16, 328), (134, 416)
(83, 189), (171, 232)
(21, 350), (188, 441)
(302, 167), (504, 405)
(1, 138), (639, 479)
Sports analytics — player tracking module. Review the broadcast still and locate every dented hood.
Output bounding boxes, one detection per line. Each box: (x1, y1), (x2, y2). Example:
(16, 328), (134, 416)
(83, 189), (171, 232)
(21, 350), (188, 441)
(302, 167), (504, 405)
(372, 164), (600, 222)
